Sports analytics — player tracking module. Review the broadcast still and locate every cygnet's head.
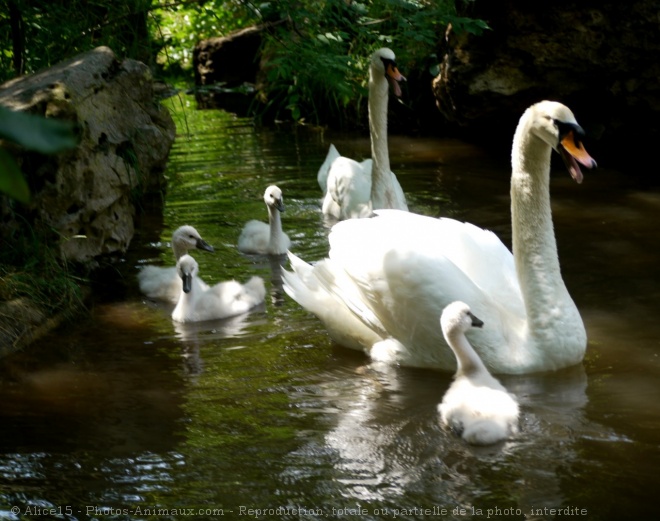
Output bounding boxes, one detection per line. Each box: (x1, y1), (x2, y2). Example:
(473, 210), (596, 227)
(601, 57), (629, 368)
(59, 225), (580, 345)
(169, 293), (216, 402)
(264, 185), (285, 212)
(176, 254), (199, 293)
(172, 225), (215, 253)
(440, 301), (484, 337)
(370, 48), (406, 96)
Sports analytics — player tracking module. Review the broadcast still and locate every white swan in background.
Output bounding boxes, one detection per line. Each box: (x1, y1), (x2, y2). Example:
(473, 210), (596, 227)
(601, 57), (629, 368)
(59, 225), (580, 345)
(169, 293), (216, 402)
(283, 101), (597, 374)
(138, 225), (214, 304)
(317, 143), (340, 193)
(238, 185), (291, 255)
(321, 48), (408, 220)
(172, 254), (266, 323)
(438, 301), (519, 445)
(317, 143), (372, 196)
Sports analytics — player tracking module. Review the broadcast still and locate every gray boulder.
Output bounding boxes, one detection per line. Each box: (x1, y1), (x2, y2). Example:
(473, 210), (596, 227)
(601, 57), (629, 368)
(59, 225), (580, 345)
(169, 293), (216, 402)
(0, 46), (175, 262)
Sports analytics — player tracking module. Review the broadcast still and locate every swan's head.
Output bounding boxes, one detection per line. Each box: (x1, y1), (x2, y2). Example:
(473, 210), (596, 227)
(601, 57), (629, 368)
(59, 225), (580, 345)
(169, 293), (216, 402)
(172, 225), (215, 253)
(264, 185), (285, 212)
(176, 254), (199, 294)
(523, 101), (597, 184)
(440, 301), (484, 337)
(370, 48), (406, 97)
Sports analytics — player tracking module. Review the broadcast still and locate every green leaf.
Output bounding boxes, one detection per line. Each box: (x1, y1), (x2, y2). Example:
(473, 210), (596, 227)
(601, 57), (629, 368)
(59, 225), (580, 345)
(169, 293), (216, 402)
(446, 16), (491, 36)
(0, 107), (78, 154)
(0, 148), (30, 204)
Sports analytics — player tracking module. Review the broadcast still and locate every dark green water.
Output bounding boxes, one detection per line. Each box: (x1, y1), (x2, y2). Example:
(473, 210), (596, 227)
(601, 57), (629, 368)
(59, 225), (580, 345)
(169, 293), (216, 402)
(1, 96), (659, 520)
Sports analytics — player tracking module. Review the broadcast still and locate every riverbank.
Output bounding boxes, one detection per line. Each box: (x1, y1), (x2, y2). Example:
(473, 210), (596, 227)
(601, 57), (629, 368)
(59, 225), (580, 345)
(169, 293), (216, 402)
(0, 47), (176, 357)
(0, 297), (79, 358)
(0, 231), (88, 358)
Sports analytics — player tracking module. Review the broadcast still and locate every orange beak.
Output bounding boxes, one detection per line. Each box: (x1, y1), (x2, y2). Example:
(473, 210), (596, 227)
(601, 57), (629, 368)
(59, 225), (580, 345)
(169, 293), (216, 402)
(561, 131), (597, 168)
(386, 63), (406, 98)
(559, 131), (597, 184)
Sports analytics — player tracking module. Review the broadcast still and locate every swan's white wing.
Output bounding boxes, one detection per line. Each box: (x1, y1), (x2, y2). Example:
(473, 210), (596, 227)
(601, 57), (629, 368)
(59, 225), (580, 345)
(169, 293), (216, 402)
(325, 210), (526, 368)
(323, 157), (373, 220)
(333, 210), (523, 314)
(306, 257), (389, 338)
(317, 144), (341, 193)
(420, 216), (522, 312)
(282, 253), (386, 352)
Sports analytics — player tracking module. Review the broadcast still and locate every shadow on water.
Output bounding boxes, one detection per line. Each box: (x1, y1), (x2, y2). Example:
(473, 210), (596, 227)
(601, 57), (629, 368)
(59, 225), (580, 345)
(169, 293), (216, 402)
(1, 95), (659, 520)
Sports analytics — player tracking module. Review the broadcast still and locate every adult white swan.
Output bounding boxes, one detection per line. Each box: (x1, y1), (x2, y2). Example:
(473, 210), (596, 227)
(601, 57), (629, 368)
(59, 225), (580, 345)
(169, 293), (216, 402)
(316, 143), (340, 193)
(238, 185), (291, 255)
(321, 48), (408, 220)
(283, 101), (597, 374)
(438, 301), (519, 445)
(138, 225), (214, 304)
(172, 254), (266, 322)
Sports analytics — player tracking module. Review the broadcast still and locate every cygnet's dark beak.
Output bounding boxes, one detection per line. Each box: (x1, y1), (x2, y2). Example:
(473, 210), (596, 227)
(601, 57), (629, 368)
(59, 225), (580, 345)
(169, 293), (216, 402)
(196, 238), (215, 253)
(182, 272), (193, 293)
(468, 311), (484, 328)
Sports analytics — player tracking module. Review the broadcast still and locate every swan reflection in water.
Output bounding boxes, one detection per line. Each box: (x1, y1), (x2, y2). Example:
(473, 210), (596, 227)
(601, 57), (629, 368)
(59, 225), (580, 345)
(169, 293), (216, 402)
(283, 355), (625, 510)
(236, 252), (289, 306)
(172, 310), (262, 376)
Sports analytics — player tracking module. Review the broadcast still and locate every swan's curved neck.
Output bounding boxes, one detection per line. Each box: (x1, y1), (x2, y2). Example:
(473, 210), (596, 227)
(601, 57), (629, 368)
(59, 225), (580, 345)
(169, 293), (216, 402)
(510, 123), (575, 331)
(268, 206), (283, 250)
(446, 329), (488, 376)
(175, 276), (202, 312)
(368, 69), (392, 196)
(172, 241), (187, 260)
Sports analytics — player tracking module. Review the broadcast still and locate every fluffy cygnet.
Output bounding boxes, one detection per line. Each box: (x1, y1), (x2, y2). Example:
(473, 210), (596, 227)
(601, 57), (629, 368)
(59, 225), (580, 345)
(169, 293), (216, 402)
(438, 301), (520, 445)
(172, 254), (266, 323)
(238, 185), (291, 255)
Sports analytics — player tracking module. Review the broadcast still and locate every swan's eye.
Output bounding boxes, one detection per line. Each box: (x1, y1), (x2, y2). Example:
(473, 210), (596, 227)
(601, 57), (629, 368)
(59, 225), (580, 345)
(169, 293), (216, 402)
(554, 120), (583, 145)
(380, 57), (394, 75)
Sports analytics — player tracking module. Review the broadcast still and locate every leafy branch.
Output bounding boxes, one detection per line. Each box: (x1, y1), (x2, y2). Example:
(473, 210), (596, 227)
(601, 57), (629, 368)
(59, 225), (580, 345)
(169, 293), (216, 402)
(0, 107), (78, 203)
